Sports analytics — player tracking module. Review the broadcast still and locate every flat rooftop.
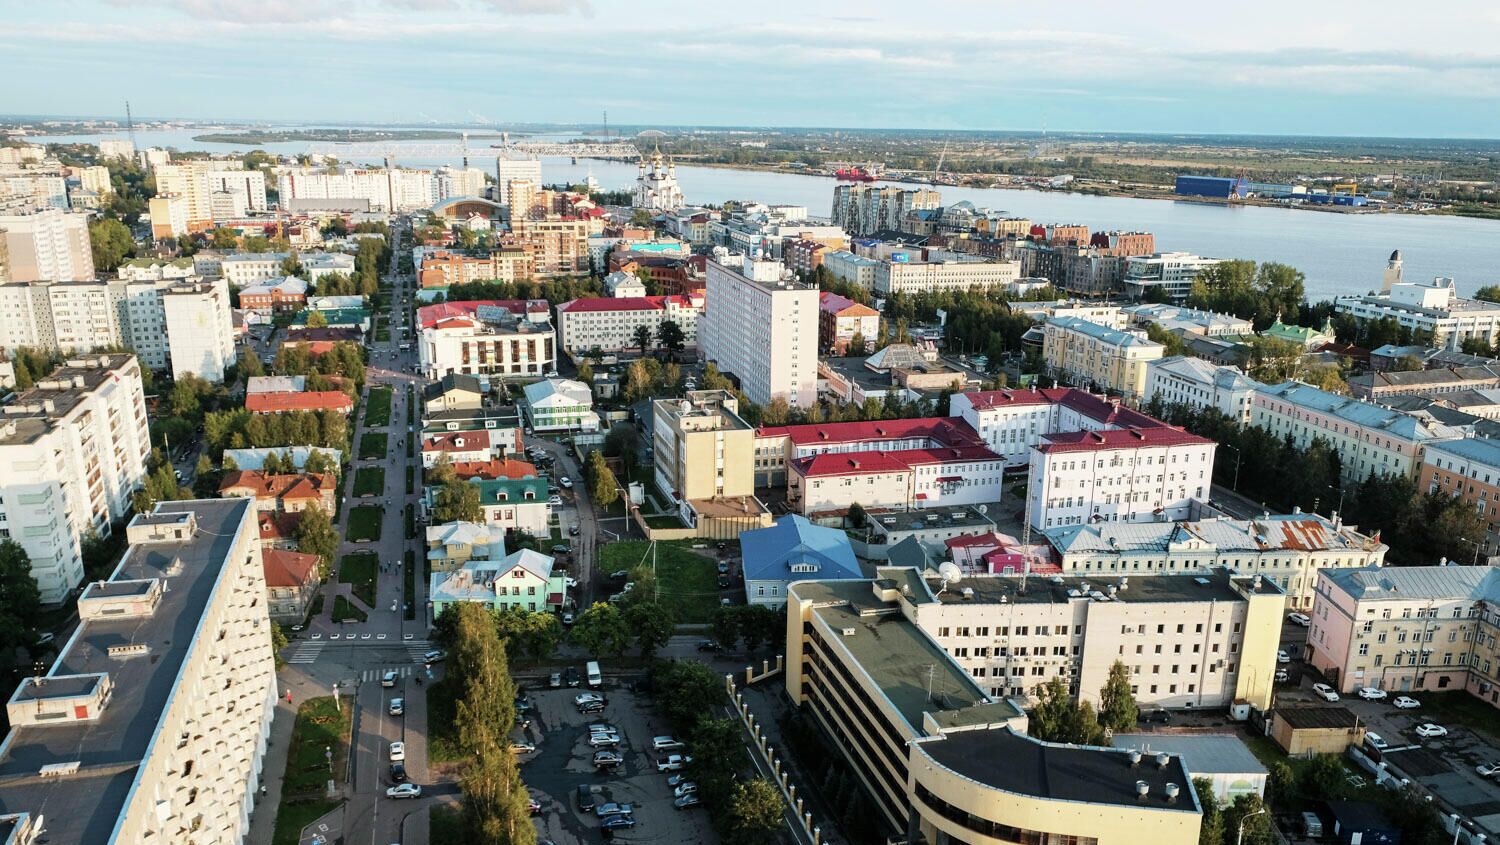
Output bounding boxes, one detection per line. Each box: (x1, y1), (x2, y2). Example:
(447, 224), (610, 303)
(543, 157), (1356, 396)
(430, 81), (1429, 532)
(0, 498), (254, 845)
(916, 727), (1199, 812)
(0, 354), (135, 446)
(926, 569), (1275, 606)
(794, 580), (1021, 734)
(870, 506), (996, 535)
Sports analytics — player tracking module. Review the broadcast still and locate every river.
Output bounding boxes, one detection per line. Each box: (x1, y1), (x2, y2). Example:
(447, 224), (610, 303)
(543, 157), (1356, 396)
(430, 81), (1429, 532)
(27, 127), (1500, 302)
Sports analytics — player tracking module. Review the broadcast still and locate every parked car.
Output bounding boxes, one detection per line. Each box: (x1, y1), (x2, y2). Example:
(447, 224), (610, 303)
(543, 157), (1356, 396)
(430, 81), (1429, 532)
(1357, 687), (1388, 701)
(388, 698), (404, 716)
(588, 732), (620, 748)
(548, 495), (563, 506)
(717, 562), (730, 575)
(577, 784), (601, 811)
(673, 782), (699, 798)
(389, 741), (406, 762)
(528, 798), (542, 816)
(588, 722), (617, 735)
(514, 696), (532, 713)
(1274, 669), (1290, 683)
(559, 476), (573, 489)
(423, 649), (446, 664)
(696, 640), (721, 653)
(579, 700), (606, 714)
(652, 736), (685, 752)
(549, 672), (563, 688)
(1415, 723), (1448, 738)
(511, 741), (537, 754)
(561, 611), (575, 626)
(564, 666), (580, 687)
(389, 763), (408, 783)
(574, 692), (604, 706)
(656, 754), (693, 772)
(1476, 762), (1500, 777)
(594, 803), (634, 818)
(600, 814), (636, 830)
(386, 783), (422, 799)
(593, 750), (623, 769)
(666, 773), (691, 788)
(1287, 612), (1311, 627)
(1393, 696), (1421, 709)
(569, 525), (580, 536)
(1276, 650), (1290, 664)
(1365, 732), (1388, 750)
(674, 794), (703, 810)
(553, 544), (573, 555)
(1312, 683), (1340, 702)
(1138, 708), (1173, 725)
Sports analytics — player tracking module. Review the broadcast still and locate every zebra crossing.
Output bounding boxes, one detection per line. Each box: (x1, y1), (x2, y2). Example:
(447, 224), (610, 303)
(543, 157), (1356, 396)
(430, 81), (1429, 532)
(287, 642), (324, 664)
(284, 637), (433, 668)
(360, 665), (427, 683)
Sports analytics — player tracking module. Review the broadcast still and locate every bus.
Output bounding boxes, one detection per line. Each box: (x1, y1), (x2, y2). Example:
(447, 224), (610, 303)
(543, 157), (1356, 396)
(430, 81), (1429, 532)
(586, 660), (602, 689)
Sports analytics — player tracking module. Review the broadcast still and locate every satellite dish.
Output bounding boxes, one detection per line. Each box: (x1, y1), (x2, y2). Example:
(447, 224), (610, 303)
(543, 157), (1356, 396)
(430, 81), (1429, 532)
(977, 504), (988, 514)
(938, 562), (963, 583)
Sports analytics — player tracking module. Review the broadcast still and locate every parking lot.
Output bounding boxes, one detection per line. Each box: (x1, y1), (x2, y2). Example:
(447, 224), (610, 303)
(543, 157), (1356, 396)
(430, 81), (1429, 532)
(516, 678), (720, 844)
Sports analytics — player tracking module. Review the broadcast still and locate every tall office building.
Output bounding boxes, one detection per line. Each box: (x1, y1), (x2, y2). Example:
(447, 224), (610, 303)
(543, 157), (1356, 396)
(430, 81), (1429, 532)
(153, 161), (267, 231)
(0, 498), (276, 844)
(830, 184), (940, 236)
(0, 354), (150, 602)
(277, 166), (435, 212)
(495, 157), (542, 206)
(699, 255), (819, 409)
(0, 208), (94, 282)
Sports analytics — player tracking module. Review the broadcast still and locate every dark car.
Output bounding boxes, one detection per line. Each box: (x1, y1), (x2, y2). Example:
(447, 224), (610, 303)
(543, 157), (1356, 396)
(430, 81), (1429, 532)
(564, 667), (580, 687)
(696, 639), (720, 652)
(717, 576), (731, 589)
(601, 814), (636, 830)
(1138, 708), (1173, 725)
(576, 784), (600, 811)
(389, 762), (408, 783)
(717, 562), (730, 575)
(552, 544), (572, 555)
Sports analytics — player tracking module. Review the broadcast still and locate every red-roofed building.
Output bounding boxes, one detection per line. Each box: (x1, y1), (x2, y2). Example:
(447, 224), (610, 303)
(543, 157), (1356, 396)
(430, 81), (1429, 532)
(257, 510), (303, 550)
(788, 444), (1004, 516)
(754, 416), (985, 485)
(245, 390), (354, 415)
(220, 471), (339, 514)
(950, 387), (1167, 467)
(448, 458), (539, 481)
(1026, 425), (1216, 532)
(556, 293), (704, 353)
(415, 299), (557, 381)
(262, 548), (322, 623)
(818, 291), (880, 354)
(421, 429), (495, 468)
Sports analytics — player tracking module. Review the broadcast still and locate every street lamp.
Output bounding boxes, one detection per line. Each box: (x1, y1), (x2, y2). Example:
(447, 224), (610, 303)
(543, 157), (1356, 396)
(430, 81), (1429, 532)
(1459, 537), (1484, 567)
(1450, 813), (1463, 845)
(1236, 806), (1268, 845)
(1222, 443), (1243, 491)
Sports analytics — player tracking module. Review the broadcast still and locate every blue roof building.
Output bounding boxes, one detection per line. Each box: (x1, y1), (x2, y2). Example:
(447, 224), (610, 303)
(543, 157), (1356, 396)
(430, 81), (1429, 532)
(740, 515), (862, 607)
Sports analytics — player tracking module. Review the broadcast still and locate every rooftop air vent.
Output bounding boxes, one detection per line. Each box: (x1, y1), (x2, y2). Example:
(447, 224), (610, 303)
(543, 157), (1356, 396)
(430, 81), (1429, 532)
(841, 627), (857, 637)
(1165, 783), (1180, 802)
(1128, 750), (1143, 767)
(1136, 781), (1150, 799)
(1155, 752), (1171, 769)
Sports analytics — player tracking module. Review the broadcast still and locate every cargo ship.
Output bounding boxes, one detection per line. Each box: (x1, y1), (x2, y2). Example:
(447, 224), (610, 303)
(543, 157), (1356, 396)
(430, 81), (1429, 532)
(834, 166), (877, 182)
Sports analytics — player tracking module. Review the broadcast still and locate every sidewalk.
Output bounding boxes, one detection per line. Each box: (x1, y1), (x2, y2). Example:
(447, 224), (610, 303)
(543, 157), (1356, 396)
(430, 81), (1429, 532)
(246, 667), (336, 845)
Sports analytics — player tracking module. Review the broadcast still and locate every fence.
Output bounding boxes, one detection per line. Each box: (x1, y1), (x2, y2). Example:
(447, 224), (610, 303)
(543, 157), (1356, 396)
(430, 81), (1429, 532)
(726, 667), (828, 845)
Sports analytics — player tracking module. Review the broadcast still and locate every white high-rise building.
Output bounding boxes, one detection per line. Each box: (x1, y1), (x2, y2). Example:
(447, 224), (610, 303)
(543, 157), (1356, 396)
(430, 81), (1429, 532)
(0, 498), (276, 845)
(162, 278), (237, 382)
(700, 255), (819, 409)
(154, 161), (267, 229)
(97, 137), (136, 159)
(78, 164), (113, 196)
(0, 207), (95, 282)
(2, 173), (69, 209)
(0, 354), (150, 603)
(436, 166), (488, 200)
(277, 166), (436, 212)
(495, 157), (542, 206)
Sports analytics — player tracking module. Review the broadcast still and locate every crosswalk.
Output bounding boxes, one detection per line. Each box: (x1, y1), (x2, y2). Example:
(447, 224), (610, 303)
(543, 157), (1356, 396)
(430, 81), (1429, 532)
(284, 638), (433, 667)
(287, 642), (324, 664)
(360, 665), (426, 683)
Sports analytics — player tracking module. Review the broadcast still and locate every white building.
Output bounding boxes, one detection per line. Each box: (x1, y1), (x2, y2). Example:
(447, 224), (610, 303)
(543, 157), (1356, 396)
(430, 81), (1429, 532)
(115, 256), (196, 282)
(1013, 300), (1129, 330)
(1144, 356), (1260, 424)
(522, 378), (599, 432)
(1121, 252), (1225, 303)
(220, 250), (353, 287)
(603, 270), (647, 297)
(0, 207), (94, 282)
(700, 254), (819, 409)
(277, 166), (436, 212)
(634, 149), (684, 211)
(556, 293), (703, 354)
(1336, 276), (1500, 352)
(789, 445), (1005, 515)
(161, 279), (237, 382)
(435, 166), (488, 200)
(78, 164), (113, 196)
(0, 355), (150, 603)
(1123, 304), (1253, 338)
(1027, 426), (1217, 531)
(495, 157), (542, 206)
(822, 250), (880, 289)
(0, 499), (276, 845)
(154, 160), (267, 229)
(873, 258), (1021, 296)
(3, 173), (69, 209)
(416, 299), (556, 381)
(97, 137), (136, 159)
(830, 184), (941, 235)
(950, 387), (1172, 468)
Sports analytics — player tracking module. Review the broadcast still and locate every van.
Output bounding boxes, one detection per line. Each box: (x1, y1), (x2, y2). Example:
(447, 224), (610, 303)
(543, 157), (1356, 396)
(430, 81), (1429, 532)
(577, 784), (601, 812)
(398, 342), (411, 351)
(586, 660), (602, 689)
(1301, 811), (1324, 838)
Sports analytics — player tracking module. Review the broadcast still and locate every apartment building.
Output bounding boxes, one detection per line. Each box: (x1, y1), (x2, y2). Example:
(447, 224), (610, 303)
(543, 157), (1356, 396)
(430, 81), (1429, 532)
(1014, 300), (1128, 330)
(435, 165), (488, 200)
(1124, 304), (1253, 338)
(1337, 277), (1500, 351)
(821, 249), (879, 290)
(1027, 427), (1216, 531)
(220, 251), (354, 288)
(0, 208), (93, 282)
(950, 386), (1167, 467)
(1419, 437), (1500, 554)
(755, 416), (987, 486)
(1308, 566), (1500, 707)
(1252, 381), (1469, 482)
(1144, 356), (1260, 424)
(522, 378), (598, 432)
(2, 172), (68, 210)
(873, 257), (1021, 296)
(0, 500), (276, 845)
(830, 184), (941, 235)
(1350, 365), (1500, 401)
(785, 576), (1202, 844)
(507, 215), (591, 275)
(277, 166), (435, 212)
(218, 470), (339, 514)
(788, 444), (1004, 515)
(0, 280), (118, 354)
(154, 160), (267, 230)
(817, 291), (879, 354)
(159, 278), (236, 381)
(416, 299), (556, 381)
(652, 390), (756, 502)
(699, 254), (819, 409)
(0, 354), (149, 603)
(416, 248), (532, 288)
(1120, 252), (1224, 303)
(238, 276), (308, 313)
(495, 157), (542, 205)
(1047, 512), (1389, 610)
(1043, 317), (1166, 400)
(555, 293), (703, 354)
(263, 547), (322, 623)
(782, 237), (831, 276)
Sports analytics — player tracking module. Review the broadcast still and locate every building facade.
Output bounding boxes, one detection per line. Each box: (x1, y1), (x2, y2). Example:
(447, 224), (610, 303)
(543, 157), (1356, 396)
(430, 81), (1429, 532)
(1120, 253), (1224, 303)
(522, 378), (598, 432)
(874, 258), (1021, 296)
(817, 291), (879, 354)
(950, 387), (1169, 468)
(0, 208), (93, 282)
(1418, 437), (1500, 554)
(633, 149), (684, 211)
(555, 293), (703, 354)
(1144, 356), (1259, 424)
(1336, 278), (1500, 351)
(1042, 317), (1166, 400)
(1026, 427), (1217, 531)
(416, 299), (557, 381)
(699, 255), (819, 409)
(830, 184), (941, 235)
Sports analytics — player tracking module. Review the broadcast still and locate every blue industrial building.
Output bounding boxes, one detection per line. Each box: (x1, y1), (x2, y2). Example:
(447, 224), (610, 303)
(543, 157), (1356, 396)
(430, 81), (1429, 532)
(1175, 175), (1248, 199)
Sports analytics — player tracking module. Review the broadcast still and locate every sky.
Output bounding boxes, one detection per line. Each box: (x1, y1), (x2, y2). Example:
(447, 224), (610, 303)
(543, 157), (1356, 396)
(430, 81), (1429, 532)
(3, 0), (1500, 137)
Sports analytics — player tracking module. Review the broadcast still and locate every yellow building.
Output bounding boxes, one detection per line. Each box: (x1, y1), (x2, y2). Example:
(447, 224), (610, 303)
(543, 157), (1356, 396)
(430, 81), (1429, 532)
(1042, 316), (1165, 400)
(651, 390), (770, 537)
(786, 574), (1203, 844)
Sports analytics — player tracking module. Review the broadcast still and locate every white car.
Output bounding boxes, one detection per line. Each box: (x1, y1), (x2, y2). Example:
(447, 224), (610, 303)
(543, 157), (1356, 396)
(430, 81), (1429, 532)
(574, 692), (604, 706)
(389, 698), (404, 716)
(652, 736), (685, 752)
(1477, 762), (1500, 777)
(1274, 669), (1290, 683)
(548, 495), (563, 506)
(381, 670), (398, 688)
(1287, 612), (1311, 627)
(1393, 696), (1421, 710)
(559, 477), (573, 489)
(1356, 687), (1387, 701)
(1276, 650), (1290, 664)
(588, 732), (621, 748)
(389, 741), (406, 761)
(656, 754), (693, 772)
(1312, 683), (1340, 702)
(386, 783), (422, 799)
(1365, 731), (1388, 750)
(511, 741), (537, 755)
(1415, 723), (1448, 738)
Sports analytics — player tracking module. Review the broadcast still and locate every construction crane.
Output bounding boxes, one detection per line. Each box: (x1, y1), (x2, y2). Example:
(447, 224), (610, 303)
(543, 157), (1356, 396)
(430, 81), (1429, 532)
(125, 100), (138, 154)
(933, 140), (949, 185)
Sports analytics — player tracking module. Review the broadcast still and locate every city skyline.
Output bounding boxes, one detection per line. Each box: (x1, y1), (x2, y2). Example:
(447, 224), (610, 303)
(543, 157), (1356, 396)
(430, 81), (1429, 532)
(3, 0), (1500, 137)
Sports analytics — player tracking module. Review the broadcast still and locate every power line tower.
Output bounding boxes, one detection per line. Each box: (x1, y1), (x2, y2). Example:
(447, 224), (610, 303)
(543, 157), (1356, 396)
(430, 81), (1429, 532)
(125, 100), (138, 154)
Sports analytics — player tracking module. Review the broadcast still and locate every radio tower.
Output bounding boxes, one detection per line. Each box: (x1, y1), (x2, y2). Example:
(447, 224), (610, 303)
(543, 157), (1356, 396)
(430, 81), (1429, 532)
(125, 100), (138, 153)
(602, 108), (609, 141)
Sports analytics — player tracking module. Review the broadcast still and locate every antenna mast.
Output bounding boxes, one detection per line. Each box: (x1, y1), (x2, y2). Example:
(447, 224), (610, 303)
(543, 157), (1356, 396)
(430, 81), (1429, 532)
(125, 101), (138, 155)
(603, 108), (609, 141)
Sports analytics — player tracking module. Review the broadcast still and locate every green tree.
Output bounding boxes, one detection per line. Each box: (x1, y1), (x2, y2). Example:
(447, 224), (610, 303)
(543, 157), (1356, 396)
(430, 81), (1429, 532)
(433, 477), (482, 523)
(0, 539), (42, 633)
(192, 453), (218, 497)
(295, 504), (338, 576)
(1222, 794), (1273, 845)
(210, 228), (239, 248)
(89, 217), (135, 271)
(1195, 778), (1225, 845)
(710, 605), (741, 651)
(305, 310), (329, 328)
(761, 395), (791, 426)
(1475, 285), (1500, 304)
(846, 331), (868, 356)
(651, 660), (728, 730)
(1029, 677), (1106, 745)
(656, 318), (686, 353)
(587, 449), (620, 509)
(1098, 660), (1139, 731)
(493, 608), (562, 661)
(632, 324), (653, 356)
(576, 361), (593, 386)
(623, 601), (675, 659)
(271, 624), (289, 670)
(570, 602), (631, 658)
(726, 778), (786, 845)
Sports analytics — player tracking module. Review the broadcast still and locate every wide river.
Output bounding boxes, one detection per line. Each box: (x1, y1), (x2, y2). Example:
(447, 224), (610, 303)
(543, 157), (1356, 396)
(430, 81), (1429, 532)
(29, 127), (1500, 302)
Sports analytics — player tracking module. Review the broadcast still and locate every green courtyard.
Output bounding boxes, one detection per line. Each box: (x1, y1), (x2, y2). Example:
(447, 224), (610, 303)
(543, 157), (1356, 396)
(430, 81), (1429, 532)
(358, 432), (388, 460)
(363, 386), (392, 427)
(346, 506), (384, 542)
(338, 551), (378, 607)
(598, 541), (720, 624)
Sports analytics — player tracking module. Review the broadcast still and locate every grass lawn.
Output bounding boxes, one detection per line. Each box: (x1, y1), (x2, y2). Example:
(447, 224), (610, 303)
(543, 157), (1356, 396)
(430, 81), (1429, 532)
(358, 432), (388, 460)
(339, 552), (379, 607)
(346, 506), (384, 542)
(283, 696), (351, 795)
(405, 464), (414, 494)
(352, 466), (385, 498)
(403, 549), (415, 620)
(363, 386), (392, 427)
(429, 805), (463, 841)
(599, 540), (719, 623)
(644, 513), (687, 529)
(405, 503), (416, 540)
(332, 595), (366, 623)
(426, 679), (466, 763)
(271, 799), (340, 845)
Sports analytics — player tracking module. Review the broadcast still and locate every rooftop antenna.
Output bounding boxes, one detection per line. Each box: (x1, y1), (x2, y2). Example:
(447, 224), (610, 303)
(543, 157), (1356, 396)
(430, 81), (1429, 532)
(125, 100), (138, 154)
(926, 664), (937, 702)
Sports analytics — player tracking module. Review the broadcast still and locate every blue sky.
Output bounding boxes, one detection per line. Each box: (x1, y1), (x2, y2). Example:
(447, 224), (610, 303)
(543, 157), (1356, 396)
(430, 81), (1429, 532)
(3, 0), (1499, 137)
